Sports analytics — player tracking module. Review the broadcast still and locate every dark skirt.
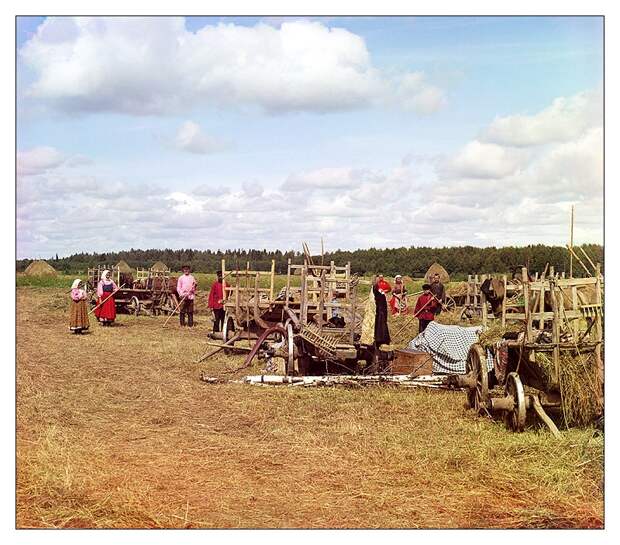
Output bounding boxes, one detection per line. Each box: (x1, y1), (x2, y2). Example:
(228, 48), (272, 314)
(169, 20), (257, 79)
(69, 300), (90, 331)
(374, 308), (391, 346)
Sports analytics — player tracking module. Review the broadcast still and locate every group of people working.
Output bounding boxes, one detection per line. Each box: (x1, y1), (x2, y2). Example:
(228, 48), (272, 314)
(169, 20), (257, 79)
(68, 266), (446, 350)
(372, 272), (446, 349)
(67, 266), (227, 334)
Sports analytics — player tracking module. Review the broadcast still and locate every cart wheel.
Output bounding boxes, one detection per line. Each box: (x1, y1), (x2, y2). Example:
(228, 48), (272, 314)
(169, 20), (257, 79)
(503, 372), (526, 432)
(158, 293), (174, 316)
(444, 296), (456, 312)
(222, 313), (236, 343)
(127, 296), (141, 316)
(465, 344), (489, 413)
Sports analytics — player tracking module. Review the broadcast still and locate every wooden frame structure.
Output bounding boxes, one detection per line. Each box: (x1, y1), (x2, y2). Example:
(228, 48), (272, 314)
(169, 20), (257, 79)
(219, 258), (369, 375)
(455, 265), (603, 434)
(87, 264), (178, 316)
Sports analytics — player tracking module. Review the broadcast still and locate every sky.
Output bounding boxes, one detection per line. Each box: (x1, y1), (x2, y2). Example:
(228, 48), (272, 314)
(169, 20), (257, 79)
(15, 15), (604, 259)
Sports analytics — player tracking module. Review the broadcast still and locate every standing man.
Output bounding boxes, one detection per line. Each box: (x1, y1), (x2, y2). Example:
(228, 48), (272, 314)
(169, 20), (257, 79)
(429, 272), (446, 315)
(208, 270), (226, 333)
(414, 284), (438, 333)
(177, 265), (197, 327)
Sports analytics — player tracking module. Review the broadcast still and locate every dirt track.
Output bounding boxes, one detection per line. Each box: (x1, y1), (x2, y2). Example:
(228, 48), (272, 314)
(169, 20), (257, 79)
(16, 287), (604, 528)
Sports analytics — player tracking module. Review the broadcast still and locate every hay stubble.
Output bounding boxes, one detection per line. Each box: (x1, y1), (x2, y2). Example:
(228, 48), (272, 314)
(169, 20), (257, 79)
(16, 287), (603, 528)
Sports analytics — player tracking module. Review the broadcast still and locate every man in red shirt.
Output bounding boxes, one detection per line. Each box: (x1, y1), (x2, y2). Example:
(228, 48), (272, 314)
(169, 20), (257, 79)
(208, 270), (226, 334)
(414, 283), (438, 333)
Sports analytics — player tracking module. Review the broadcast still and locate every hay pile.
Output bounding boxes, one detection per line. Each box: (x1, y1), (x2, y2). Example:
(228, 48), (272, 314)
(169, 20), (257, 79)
(151, 261), (169, 272)
(447, 282), (468, 297)
(535, 351), (603, 427)
(425, 263), (450, 284)
(24, 260), (57, 276)
(360, 292), (376, 345)
(477, 322), (524, 349)
(116, 260), (133, 274)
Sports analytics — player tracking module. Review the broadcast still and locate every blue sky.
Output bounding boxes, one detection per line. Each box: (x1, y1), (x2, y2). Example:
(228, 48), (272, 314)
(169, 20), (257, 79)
(16, 16), (603, 258)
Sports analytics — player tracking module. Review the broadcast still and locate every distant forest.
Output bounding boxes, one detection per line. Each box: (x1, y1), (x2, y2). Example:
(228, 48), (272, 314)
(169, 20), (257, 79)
(16, 244), (604, 280)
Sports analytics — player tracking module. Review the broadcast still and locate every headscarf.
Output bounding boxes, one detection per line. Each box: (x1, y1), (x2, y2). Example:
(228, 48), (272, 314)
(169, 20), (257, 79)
(100, 270), (111, 283)
(71, 278), (81, 289)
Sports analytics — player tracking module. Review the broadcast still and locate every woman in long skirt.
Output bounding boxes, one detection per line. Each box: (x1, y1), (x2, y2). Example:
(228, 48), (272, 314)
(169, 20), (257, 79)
(69, 279), (90, 334)
(94, 269), (117, 326)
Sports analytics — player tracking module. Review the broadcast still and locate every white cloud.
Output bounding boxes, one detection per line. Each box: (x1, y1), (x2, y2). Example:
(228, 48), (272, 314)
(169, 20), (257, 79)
(17, 146), (67, 176)
(393, 72), (447, 115)
(174, 121), (229, 154)
(481, 89), (602, 147)
(440, 140), (529, 179)
(19, 17), (445, 116)
(16, 88), (603, 258)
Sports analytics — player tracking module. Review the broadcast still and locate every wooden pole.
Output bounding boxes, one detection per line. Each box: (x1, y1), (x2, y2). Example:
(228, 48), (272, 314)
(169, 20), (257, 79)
(88, 283), (126, 315)
(162, 294), (187, 327)
(569, 205), (574, 278)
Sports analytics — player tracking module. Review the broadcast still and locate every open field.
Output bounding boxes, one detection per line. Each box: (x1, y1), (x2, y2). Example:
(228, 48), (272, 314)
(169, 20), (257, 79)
(16, 286), (604, 528)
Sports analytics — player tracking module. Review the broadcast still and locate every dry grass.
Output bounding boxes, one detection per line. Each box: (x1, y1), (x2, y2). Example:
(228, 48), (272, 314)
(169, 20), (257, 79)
(16, 287), (604, 528)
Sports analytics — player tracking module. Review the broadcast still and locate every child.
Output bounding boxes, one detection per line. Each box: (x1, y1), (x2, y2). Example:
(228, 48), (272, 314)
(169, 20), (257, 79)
(69, 279), (90, 334)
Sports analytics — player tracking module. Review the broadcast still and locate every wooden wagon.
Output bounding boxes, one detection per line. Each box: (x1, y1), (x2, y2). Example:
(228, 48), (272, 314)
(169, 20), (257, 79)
(86, 265), (179, 316)
(217, 258), (390, 375)
(451, 266), (604, 434)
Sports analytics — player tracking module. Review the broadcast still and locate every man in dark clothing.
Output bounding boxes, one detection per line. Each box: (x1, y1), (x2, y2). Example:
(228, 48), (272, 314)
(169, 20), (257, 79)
(373, 275), (391, 348)
(429, 273), (446, 315)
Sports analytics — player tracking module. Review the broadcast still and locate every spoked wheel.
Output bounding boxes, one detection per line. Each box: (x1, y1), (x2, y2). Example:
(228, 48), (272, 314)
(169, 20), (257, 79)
(444, 296), (456, 313)
(503, 372), (526, 432)
(222, 313), (236, 343)
(465, 343), (489, 413)
(158, 293), (176, 316)
(127, 296), (141, 316)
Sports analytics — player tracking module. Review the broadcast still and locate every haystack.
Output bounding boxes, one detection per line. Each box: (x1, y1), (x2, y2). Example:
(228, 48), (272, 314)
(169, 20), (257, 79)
(116, 260), (133, 274)
(151, 261), (169, 272)
(24, 260), (57, 276)
(425, 262), (450, 284)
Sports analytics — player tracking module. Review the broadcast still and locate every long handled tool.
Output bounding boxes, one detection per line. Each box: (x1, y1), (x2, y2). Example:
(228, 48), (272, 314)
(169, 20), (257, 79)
(162, 295), (187, 328)
(88, 284), (126, 315)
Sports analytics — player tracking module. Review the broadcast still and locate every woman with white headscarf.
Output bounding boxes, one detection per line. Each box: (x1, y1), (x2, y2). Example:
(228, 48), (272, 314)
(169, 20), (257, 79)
(94, 270), (118, 326)
(69, 279), (90, 334)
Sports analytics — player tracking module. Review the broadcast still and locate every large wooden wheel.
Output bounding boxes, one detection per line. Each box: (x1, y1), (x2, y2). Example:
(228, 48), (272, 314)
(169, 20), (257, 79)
(222, 312), (236, 343)
(465, 343), (489, 413)
(444, 296), (456, 313)
(503, 372), (526, 432)
(158, 292), (177, 316)
(126, 296), (141, 316)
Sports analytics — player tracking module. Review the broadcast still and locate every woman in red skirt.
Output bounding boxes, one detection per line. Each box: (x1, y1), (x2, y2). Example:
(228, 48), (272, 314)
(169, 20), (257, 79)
(95, 269), (117, 326)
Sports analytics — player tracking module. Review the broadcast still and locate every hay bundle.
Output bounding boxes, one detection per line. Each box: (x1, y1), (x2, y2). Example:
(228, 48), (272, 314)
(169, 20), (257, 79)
(477, 322), (524, 349)
(425, 262), (450, 284)
(447, 281), (468, 297)
(360, 293), (376, 345)
(535, 351), (603, 427)
(151, 261), (169, 272)
(24, 260), (57, 276)
(116, 260), (133, 274)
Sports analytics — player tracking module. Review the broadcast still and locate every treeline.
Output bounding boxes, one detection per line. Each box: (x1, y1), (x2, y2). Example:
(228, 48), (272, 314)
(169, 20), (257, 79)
(16, 244), (603, 280)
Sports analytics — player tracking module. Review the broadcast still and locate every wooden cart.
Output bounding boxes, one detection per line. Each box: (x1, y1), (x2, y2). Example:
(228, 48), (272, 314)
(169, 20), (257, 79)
(87, 265), (179, 316)
(452, 266), (604, 433)
(218, 257), (388, 375)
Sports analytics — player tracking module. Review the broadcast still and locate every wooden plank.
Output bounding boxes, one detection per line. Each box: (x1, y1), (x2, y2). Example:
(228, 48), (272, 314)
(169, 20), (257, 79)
(481, 274), (487, 327)
(522, 267), (533, 342)
(501, 274), (507, 328)
(549, 282), (561, 384)
(503, 310), (582, 321)
(285, 258), (292, 311)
